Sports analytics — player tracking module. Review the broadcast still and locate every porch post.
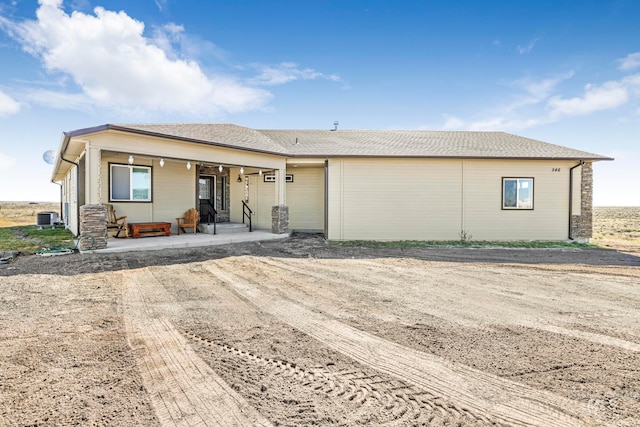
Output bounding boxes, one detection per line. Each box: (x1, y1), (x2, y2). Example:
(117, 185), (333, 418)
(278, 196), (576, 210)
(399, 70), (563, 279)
(271, 167), (289, 234)
(274, 168), (286, 206)
(85, 145), (102, 205)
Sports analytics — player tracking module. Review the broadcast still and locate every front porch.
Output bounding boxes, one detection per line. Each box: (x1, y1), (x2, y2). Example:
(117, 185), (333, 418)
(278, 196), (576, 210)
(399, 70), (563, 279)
(89, 229), (291, 253)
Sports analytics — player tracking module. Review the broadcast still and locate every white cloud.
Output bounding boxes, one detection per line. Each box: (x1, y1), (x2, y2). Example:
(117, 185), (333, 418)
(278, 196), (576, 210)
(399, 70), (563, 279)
(250, 62), (342, 86)
(516, 38), (539, 55)
(514, 72), (574, 100)
(154, 0), (169, 12)
(150, 23), (229, 64)
(440, 69), (640, 132)
(441, 115), (464, 130)
(547, 76), (640, 117)
(440, 73), (572, 131)
(2, 0), (271, 116)
(0, 89), (20, 116)
(0, 152), (16, 170)
(618, 52), (640, 71)
(23, 87), (92, 110)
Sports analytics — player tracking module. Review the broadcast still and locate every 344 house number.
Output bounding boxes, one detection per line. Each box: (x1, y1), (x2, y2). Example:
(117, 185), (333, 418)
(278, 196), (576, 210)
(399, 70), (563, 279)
(552, 168), (561, 172)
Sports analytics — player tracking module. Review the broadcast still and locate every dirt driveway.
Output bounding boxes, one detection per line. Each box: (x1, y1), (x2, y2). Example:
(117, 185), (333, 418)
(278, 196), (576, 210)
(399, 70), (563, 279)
(1, 234), (639, 426)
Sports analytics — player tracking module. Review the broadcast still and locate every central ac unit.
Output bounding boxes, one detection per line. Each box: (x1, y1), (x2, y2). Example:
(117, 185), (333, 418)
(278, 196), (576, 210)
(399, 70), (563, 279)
(37, 211), (59, 229)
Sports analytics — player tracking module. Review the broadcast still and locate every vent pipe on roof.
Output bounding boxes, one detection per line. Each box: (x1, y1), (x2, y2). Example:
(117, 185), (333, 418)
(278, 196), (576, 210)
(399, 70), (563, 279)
(331, 121), (339, 131)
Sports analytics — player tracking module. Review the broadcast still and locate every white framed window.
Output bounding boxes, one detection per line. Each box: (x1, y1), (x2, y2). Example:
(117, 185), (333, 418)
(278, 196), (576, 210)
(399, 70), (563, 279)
(110, 164), (152, 202)
(263, 174), (294, 183)
(502, 178), (533, 210)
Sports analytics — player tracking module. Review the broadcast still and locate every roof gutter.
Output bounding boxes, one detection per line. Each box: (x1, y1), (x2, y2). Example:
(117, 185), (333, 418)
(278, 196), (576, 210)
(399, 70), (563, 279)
(568, 160), (585, 240)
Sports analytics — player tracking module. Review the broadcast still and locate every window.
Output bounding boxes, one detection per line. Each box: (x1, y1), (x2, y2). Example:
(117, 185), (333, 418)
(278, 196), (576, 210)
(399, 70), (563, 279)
(263, 174), (294, 182)
(502, 178), (533, 209)
(110, 164), (152, 202)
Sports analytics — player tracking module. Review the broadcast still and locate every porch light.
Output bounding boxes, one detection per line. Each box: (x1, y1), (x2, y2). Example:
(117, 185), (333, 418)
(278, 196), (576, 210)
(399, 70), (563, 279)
(240, 167), (244, 174)
(237, 174), (242, 183)
(186, 161), (192, 170)
(218, 164), (223, 172)
(259, 169), (263, 176)
(128, 155), (134, 165)
(159, 158), (165, 167)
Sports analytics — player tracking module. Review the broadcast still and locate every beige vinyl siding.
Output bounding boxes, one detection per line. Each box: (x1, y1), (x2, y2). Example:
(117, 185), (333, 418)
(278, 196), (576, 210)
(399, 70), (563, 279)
(328, 158), (575, 241)
(254, 175), (276, 229)
(229, 167), (244, 224)
(151, 159), (196, 234)
(229, 169), (275, 230)
(100, 153), (194, 233)
(66, 167), (79, 235)
(231, 168), (325, 231)
(462, 160), (573, 240)
(88, 131), (285, 171)
(286, 167), (325, 232)
(328, 158), (463, 240)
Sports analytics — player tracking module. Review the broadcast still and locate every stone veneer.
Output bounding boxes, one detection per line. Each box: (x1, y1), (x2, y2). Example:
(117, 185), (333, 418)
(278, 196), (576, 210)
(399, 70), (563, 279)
(271, 205), (289, 234)
(79, 204), (108, 250)
(570, 162), (593, 242)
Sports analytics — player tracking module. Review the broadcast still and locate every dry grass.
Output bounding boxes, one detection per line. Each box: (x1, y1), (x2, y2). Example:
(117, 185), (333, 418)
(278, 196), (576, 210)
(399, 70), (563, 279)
(592, 207), (640, 253)
(0, 201), (60, 228)
(593, 206), (640, 240)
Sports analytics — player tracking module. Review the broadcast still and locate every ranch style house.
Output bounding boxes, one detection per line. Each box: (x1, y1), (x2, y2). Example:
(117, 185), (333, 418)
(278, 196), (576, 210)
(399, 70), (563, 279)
(51, 123), (612, 243)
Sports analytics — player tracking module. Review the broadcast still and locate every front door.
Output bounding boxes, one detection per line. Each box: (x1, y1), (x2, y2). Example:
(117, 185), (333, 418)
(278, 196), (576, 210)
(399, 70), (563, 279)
(198, 176), (216, 223)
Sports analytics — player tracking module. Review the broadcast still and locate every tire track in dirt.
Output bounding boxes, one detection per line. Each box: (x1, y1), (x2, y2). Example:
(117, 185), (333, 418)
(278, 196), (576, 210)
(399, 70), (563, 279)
(253, 257), (640, 353)
(184, 331), (489, 425)
(122, 268), (273, 427)
(206, 261), (603, 426)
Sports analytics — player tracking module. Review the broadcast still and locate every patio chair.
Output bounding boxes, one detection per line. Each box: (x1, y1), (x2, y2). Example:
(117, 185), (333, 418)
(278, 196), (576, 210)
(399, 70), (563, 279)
(176, 208), (200, 235)
(105, 204), (128, 238)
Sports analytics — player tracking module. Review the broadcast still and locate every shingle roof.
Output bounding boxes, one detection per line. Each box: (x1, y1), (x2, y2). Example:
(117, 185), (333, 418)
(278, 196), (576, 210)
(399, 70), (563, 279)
(107, 123), (611, 160)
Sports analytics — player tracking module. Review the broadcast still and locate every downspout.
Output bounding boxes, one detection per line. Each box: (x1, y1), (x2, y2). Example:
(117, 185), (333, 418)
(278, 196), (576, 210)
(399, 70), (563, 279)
(324, 159), (329, 240)
(568, 160), (585, 240)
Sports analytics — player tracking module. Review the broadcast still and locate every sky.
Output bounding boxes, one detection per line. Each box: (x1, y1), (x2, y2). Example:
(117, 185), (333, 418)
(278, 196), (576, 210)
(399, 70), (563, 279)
(0, 0), (638, 205)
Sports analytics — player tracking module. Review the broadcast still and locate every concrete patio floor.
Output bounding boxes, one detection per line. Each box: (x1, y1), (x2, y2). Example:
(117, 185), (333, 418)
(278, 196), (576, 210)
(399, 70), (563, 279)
(89, 230), (291, 253)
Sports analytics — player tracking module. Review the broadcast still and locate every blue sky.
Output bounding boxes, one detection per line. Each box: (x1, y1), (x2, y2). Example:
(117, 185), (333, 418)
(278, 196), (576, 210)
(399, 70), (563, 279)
(0, 0), (639, 205)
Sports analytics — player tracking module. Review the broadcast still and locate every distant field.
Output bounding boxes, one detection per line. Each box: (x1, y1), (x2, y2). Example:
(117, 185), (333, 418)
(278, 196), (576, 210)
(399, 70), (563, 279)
(0, 201), (60, 227)
(593, 206), (640, 240)
(592, 206), (640, 253)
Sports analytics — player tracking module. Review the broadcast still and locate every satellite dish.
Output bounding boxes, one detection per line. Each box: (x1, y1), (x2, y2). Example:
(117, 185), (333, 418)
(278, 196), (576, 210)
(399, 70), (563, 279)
(43, 150), (56, 165)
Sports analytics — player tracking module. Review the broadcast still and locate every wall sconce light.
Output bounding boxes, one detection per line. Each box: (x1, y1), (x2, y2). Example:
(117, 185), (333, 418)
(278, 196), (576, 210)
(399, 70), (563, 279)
(186, 161), (192, 170)
(240, 166), (244, 175)
(128, 155), (134, 165)
(237, 174), (242, 183)
(159, 158), (165, 167)
(258, 169), (263, 176)
(218, 164), (223, 172)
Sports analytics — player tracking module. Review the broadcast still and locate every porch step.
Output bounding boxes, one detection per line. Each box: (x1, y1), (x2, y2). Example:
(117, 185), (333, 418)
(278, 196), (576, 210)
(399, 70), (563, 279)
(199, 222), (249, 235)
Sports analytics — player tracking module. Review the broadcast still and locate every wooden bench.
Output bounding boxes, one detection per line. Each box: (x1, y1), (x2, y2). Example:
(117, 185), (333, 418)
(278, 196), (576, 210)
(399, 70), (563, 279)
(128, 222), (172, 239)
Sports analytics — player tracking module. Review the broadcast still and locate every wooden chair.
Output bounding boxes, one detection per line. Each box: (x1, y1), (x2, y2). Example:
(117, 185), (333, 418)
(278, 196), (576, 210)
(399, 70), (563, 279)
(176, 208), (200, 235)
(105, 204), (128, 238)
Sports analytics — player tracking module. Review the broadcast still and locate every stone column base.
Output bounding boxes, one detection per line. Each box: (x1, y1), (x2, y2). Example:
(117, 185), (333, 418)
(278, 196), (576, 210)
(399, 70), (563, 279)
(79, 204), (108, 250)
(272, 205), (289, 234)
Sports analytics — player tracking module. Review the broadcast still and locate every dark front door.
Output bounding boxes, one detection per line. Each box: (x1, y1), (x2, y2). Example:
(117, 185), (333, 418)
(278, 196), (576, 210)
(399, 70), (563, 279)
(198, 176), (216, 223)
